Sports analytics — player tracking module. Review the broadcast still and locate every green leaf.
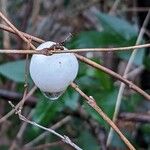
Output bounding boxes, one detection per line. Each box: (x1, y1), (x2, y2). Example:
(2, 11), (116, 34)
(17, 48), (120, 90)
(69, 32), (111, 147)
(117, 48), (145, 66)
(77, 131), (99, 150)
(84, 88), (118, 129)
(68, 30), (131, 49)
(0, 60), (29, 82)
(32, 94), (64, 126)
(121, 93), (142, 112)
(94, 69), (113, 91)
(110, 130), (133, 149)
(95, 12), (145, 65)
(25, 93), (64, 141)
(96, 12), (137, 40)
(63, 88), (79, 110)
(140, 124), (150, 146)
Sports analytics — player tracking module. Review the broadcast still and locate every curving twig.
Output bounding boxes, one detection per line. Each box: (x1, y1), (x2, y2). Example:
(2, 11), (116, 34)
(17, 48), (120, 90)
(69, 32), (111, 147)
(8, 102), (82, 150)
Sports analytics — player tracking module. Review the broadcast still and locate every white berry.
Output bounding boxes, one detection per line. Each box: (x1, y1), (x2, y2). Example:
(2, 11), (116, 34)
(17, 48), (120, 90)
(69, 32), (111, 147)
(29, 41), (79, 100)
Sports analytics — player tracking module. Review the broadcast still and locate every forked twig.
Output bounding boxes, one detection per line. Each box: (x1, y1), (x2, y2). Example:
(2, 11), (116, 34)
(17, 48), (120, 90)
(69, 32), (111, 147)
(19, 115), (82, 150)
(8, 102), (82, 150)
(24, 116), (71, 147)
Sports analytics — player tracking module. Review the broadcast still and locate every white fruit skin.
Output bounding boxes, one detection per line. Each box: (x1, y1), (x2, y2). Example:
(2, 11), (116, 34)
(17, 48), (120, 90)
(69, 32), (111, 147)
(30, 41), (79, 93)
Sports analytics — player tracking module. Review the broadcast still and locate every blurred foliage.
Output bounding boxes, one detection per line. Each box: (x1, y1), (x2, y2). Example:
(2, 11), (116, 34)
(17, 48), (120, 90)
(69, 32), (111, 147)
(0, 60), (27, 83)
(0, 10), (149, 150)
(144, 55), (150, 70)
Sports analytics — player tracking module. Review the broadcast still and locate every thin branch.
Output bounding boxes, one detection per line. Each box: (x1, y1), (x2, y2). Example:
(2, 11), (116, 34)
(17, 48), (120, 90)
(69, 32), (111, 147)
(0, 43), (150, 54)
(24, 141), (64, 150)
(24, 116), (71, 147)
(0, 86), (37, 123)
(119, 112), (150, 123)
(109, 0), (121, 15)
(0, 0), (10, 49)
(18, 114), (82, 150)
(9, 111), (33, 150)
(0, 11), (36, 49)
(8, 101), (81, 150)
(0, 24), (44, 43)
(71, 83), (135, 150)
(19, 39), (31, 111)
(75, 54), (150, 100)
(107, 9), (150, 146)
(126, 66), (144, 78)
(0, 89), (36, 107)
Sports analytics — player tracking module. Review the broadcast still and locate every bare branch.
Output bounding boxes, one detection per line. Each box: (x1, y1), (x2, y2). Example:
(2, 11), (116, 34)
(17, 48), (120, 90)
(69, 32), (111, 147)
(71, 83), (135, 150)
(0, 12), (36, 49)
(0, 24), (44, 43)
(24, 116), (71, 147)
(0, 43), (150, 54)
(75, 54), (150, 100)
(18, 114), (82, 150)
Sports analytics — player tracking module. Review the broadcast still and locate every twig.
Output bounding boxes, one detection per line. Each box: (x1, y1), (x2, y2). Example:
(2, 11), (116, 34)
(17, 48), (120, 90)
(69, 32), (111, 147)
(126, 66), (144, 78)
(75, 54), (150, 100)
(24, 141), (64, 150)
(0, 11), (36, 49)
(24, 116), (71, 147)
(109, 0), (121, 15)
(18, 114), (82, 150)
(9, 111), (33, 150)
(0, 89), (36, 107)
(71, 83), (135, 150)
(0, 43), (150, 54)
(107, 9), (150, 146)
(119, 112), (150, 123)
(0, 86), (37, 123)
(18, 39), (31, 111)
(0, 0), (10, 49)
(0, 24), (44, 43)
(8, 101), (81, 150)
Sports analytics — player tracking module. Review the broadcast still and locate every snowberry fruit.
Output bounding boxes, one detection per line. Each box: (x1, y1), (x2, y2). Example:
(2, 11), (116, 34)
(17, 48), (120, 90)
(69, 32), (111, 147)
(29, 41), (79, 100)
